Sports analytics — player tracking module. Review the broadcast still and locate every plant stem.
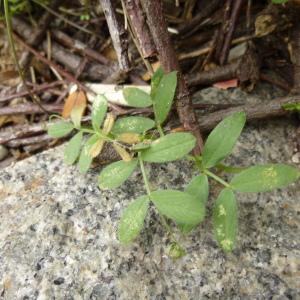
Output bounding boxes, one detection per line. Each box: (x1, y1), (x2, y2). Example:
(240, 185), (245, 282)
(157, 123), (165, 137)
(138, 152), (151, 195)
(204, 169), (231, 188)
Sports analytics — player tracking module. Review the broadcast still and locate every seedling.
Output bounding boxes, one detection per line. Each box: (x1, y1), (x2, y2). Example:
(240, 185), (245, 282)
(48, 68), (300, 255)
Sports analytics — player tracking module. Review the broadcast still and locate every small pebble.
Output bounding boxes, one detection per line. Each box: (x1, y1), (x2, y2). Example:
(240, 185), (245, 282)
(53, 277), (65, 285)
(0, 145), (8, 161)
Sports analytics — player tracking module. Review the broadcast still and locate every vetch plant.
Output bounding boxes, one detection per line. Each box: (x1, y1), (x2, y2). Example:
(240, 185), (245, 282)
(48, 68), (300, 255)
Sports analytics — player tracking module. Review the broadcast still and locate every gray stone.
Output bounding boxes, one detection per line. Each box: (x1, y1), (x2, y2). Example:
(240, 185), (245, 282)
(0, 86), (299, 299)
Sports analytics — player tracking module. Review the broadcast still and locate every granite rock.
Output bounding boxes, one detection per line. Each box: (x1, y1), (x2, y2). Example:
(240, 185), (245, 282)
(0, 87), (299, 300)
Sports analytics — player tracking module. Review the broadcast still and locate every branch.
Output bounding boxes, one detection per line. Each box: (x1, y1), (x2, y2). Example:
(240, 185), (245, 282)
(141, 0), (204, 154)
(123, 0), (156, 58)
(99, 0), (131, 71)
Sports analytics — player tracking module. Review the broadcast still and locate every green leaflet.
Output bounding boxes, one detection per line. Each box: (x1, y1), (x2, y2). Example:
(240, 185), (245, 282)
(151, 190), (205, 225)
(178, 174), (209, 234)
(78, 134), (99, 174)
(151, 67), (164, 98)
(123, 87), (152, 108)
(230, 164), (300, 192)
(118, 195), (150, 244)
(141, 132), (196, 163)
(92, 95), (108, 130)
(152, 71), (177, 124)
(98, 159), (138, 189)
(112, 116), (155, 135)
(202, 111), (246, 168)
(213, 188), (237, 252)
(64, 131), (83, 165)
(48, 121), (73, 138)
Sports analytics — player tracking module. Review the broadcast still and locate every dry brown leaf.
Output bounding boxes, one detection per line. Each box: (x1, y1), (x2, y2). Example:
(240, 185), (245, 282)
(116, 133), (141, 144)
(89, 139), (105, 158)
(102, 113), (115, 134)
(113, 144), (132, 162)
(213, 79), (238, 90)
(142, 61), (161, 81)
(62, 91), (87, 119)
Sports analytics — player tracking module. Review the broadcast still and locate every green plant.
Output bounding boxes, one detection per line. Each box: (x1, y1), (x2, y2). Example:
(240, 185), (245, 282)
(0, 0), (49, 16)
(48, 68), (300, 255)
(272, 0), (288, 4)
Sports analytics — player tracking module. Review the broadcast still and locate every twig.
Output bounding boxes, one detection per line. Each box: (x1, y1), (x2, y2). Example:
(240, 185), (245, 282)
(31, 0), (102, 38)
(291, 18), (300, 94)
(141, 0), (204, 154)
(178, 35), (253, 60)
(10, 31), (93, 95)
(188, 61), (240, 86)
(99, 0), (131, 71)
(219, 0), (245, 65)
(50, 30), (111, 65)
(123, 0), (156, 58)
(6, 134), (53, 148)
(20, 0), (61, 69)
(0, 80), (65, 103)
(0, 123), (47, 145)
(178, 0), (221, 37)
(11, 16), (114, 81)
(198, 95), (300, 132)
(0, 103), (62, 116)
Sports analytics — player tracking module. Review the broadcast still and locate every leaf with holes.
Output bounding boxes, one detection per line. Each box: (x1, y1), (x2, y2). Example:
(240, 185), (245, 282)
(118, 195), (149, 244)
(213, 188), (237, 252)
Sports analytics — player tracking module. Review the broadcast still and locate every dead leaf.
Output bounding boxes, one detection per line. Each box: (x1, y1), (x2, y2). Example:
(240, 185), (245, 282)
(89, 139), (105, 158)
(62, 91), (87, 119)
(116, 133), (141, 144)
(113, 144), (132, 162)
(142, 61), (161, 81)
(102, 113), (115, 134)
(213, 79), (238, 90)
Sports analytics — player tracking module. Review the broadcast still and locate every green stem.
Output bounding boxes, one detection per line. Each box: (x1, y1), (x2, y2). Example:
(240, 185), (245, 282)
(204, 169), (231, 188)
(138, 152), (151, 195)
(138, 153), (181, 247)
(157, 124), (164, 137)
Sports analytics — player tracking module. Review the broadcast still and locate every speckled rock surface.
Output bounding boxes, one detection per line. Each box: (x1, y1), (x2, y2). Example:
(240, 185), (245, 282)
(0, 87), (300, 300)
